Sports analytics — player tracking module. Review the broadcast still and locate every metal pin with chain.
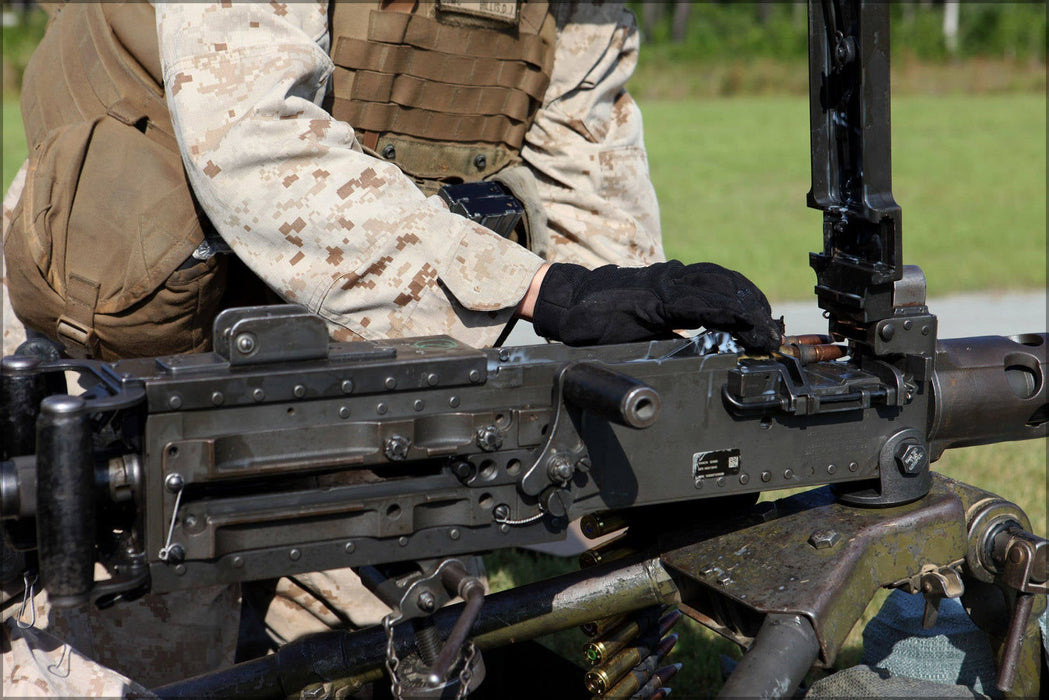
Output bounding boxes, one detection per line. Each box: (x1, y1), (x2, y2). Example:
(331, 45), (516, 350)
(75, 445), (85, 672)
(456, 641), (477, 700)
(382, 613), (405, 699)
(158, 473), (185, 562)
(16, 571), (38, 629)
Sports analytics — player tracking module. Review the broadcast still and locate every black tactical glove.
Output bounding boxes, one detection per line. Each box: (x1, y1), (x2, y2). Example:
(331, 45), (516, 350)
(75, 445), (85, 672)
(532, 261), (783, 353)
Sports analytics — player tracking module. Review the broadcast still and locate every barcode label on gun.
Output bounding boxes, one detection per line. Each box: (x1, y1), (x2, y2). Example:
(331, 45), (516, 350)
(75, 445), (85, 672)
(693, 449), (742, 484)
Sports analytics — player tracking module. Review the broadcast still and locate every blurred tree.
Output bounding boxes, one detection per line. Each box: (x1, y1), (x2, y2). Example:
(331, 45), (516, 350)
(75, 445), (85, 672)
(943, 0), (960, 55)
(642, 1), (691, 44)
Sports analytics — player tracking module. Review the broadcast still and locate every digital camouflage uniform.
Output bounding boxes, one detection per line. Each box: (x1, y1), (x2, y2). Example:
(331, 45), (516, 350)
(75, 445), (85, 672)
(156, 0), (663, 348)
(3, 162), (28, 358)
(1, 1), (663, 694)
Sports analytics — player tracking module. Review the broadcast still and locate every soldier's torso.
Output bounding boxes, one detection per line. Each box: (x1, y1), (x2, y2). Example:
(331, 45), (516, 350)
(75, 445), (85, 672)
(7, 1), (556, 359)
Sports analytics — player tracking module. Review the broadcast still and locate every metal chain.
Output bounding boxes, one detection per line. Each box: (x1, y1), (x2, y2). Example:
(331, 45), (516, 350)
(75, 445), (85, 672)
(456, 641), (477, 700)
(157, 482), (184, 561)
(493, 510), (544, 527)
(382, 614), (404, 700)
(383, 613), (477, 699)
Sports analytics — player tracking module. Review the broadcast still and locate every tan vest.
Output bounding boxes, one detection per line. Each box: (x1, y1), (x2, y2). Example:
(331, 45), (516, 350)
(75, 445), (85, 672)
(328, 0), (556, 192)
(5, 0), (555, 360)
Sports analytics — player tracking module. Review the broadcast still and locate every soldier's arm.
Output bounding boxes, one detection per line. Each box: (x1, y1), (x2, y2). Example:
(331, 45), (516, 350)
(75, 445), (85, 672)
(521, 2), (666, 269)
(2, 159), (29, 357)
(156, 2), (544, 347)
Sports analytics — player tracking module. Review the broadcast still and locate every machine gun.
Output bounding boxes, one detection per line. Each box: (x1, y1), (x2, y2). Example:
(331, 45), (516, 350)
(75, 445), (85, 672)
(2, 2), (1046, 697)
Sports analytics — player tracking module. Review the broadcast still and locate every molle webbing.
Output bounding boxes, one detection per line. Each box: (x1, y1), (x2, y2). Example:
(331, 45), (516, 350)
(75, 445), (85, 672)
(330, 41), (551, 100)
(328, 1), (555, 161)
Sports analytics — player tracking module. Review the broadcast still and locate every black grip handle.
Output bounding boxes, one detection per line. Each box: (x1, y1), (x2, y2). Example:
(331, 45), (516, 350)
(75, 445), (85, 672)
(35, 395), (95, 607)
(562, 363), (661, 429)
(1, 355), (48, 460)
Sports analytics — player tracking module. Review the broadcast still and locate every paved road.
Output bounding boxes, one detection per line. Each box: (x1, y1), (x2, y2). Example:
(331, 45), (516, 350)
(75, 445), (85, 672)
(506, 290), (1047, 347)
(775, 290), (1047, 339)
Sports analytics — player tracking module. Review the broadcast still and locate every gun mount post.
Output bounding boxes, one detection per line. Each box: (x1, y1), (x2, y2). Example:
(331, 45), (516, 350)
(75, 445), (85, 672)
(1, 355), (48, 460)
(34, 395), (95, 608)
(716, 614), (820, 699)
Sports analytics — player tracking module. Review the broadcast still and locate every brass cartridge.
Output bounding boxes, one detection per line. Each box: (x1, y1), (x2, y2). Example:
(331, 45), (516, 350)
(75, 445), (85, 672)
(585, 644), (647, 695)
(581, 613), (628, 638)
(581, 511), (629, 539)
(601, 636), (679, 698)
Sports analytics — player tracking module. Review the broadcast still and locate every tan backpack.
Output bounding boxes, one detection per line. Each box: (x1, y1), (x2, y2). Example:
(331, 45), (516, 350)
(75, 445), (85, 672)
(4, 1), (228, 360)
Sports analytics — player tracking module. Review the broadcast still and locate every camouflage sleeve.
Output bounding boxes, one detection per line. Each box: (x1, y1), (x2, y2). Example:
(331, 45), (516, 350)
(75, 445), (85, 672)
(3, 160), (28, 357)
(522, 2), (665, 269)
(156, 2), (544, 347)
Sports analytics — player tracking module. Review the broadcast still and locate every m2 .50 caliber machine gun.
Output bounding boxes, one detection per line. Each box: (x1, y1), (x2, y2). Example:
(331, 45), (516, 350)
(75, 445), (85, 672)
(2, 2), (1046, 697)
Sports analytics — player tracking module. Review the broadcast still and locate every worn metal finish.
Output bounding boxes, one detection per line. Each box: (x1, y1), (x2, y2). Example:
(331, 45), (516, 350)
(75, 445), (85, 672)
(660, 474), (968, 666)
(997, 591), (1035, 693)
(154, 553), (681, 698)
(716, 614), (820, 699)
(929, 334), (1048, 456)
(1000, 595), (1047, 699)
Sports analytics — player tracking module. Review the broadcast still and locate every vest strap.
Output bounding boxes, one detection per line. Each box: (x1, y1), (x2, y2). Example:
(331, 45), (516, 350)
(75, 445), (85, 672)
(56, 273), (101, 358)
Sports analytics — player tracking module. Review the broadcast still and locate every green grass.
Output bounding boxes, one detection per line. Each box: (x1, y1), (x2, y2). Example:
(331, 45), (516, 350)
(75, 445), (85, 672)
(643, 94), (1046, 301)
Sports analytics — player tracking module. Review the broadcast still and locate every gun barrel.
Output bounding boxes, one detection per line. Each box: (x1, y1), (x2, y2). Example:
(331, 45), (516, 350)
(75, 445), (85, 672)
(930, 334), (1048, 454)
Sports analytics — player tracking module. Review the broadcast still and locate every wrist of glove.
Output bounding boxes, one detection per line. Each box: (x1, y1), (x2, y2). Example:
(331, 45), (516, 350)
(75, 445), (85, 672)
(531, 261), (783, 354)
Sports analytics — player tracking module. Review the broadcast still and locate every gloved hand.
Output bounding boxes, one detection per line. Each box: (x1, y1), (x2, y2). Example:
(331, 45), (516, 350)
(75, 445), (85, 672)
(531, 261), (783, 353)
